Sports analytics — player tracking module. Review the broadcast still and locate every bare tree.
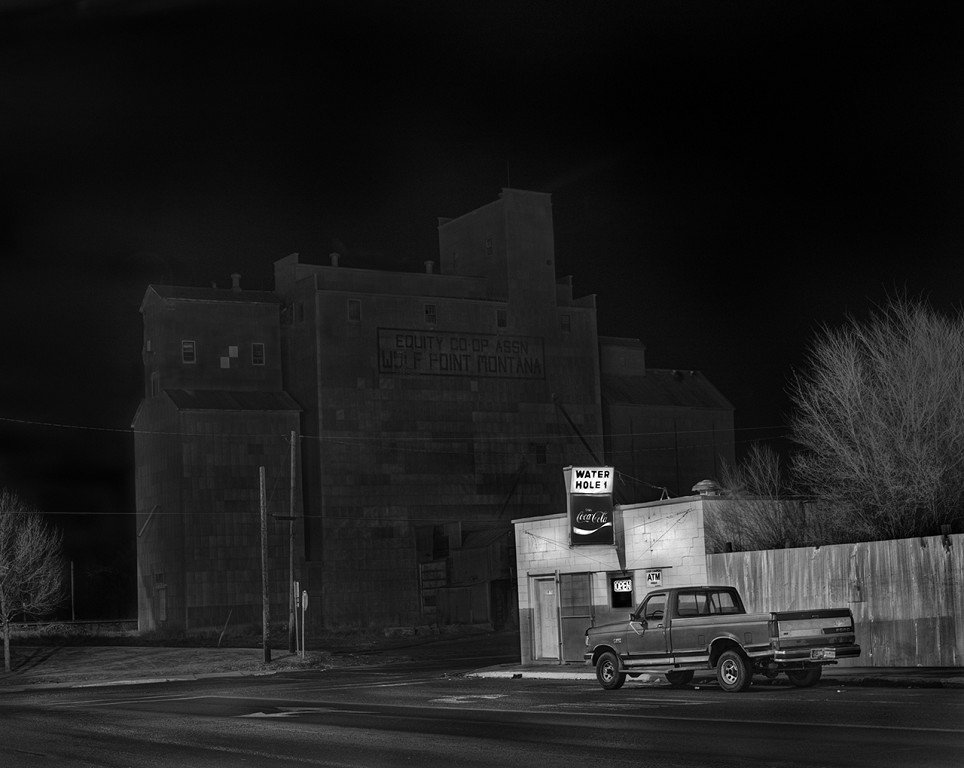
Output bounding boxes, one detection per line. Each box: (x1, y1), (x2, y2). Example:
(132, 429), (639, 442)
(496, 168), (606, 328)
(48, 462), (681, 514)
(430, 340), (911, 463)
(790, 299), (964, 541)
(708, 443), (810, 552)
(0, 489), (64, 673)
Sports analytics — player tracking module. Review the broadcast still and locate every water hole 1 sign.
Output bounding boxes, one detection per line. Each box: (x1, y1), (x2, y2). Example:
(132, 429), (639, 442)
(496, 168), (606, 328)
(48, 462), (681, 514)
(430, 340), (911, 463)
(568, 466), (614, 494)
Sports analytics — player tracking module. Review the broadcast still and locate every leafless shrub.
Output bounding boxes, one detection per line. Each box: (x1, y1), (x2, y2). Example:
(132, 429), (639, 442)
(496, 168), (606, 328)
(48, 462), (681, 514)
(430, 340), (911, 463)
(0, 489), (64, 672)
(707, 443), (810, 552)
(790, 298), (964, 540)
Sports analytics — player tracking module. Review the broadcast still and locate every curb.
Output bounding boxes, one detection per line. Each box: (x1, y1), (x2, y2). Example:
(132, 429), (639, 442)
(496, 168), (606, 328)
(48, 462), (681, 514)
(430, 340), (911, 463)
(465, 668), (964, 689)
(0, 667), (289, 693)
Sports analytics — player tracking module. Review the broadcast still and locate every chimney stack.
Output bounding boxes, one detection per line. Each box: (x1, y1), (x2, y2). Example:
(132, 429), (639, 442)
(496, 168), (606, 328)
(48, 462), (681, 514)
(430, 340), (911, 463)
(329, 253), (340, 267)
(691, 479), (722, 497)
(424, 260), (435, 274)
(231, 273), (241, 292)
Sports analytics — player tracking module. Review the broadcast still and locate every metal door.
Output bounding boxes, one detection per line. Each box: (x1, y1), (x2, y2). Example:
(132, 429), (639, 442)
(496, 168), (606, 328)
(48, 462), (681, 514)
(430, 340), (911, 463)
(534, 578), (559, 660)
(560, 572), (593, 662)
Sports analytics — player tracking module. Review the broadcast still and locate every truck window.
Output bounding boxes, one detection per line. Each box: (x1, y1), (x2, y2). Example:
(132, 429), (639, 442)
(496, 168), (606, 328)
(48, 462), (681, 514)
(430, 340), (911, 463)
(676, 591), (701, 617)
(640, 593), (666, 621)
(677, 590), (717, 617)
(708, 590), (741, 615)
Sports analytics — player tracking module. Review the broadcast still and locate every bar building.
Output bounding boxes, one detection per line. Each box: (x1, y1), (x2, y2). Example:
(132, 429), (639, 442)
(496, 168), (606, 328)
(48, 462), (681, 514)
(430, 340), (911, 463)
(132, 189), (735, 633)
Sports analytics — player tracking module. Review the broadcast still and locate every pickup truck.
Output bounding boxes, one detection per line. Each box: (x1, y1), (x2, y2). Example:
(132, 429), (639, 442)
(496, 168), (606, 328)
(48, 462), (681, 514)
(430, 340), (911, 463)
(584, 585), (860, 692)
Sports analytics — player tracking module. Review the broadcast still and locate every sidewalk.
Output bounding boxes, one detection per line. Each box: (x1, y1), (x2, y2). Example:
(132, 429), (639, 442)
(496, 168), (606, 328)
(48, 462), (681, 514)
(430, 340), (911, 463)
(466, 662), (964, 689)
(2, 643), (963, 691)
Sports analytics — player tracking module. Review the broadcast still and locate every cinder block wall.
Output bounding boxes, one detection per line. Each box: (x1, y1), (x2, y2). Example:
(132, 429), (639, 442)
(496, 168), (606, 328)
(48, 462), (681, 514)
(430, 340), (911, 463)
(513, 496), (708, 664)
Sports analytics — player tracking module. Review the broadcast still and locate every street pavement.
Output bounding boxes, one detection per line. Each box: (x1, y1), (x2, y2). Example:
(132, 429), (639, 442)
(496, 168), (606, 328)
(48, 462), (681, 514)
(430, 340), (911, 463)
(4, 667), (962, 768)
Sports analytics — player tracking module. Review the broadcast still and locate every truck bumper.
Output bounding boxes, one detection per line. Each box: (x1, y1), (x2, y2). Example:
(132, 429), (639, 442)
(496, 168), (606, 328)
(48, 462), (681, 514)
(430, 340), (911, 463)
(773, 644), (861, 662)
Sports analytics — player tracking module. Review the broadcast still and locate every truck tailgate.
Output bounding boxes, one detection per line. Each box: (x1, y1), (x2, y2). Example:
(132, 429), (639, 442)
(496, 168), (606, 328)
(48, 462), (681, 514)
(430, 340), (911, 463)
(772, 609), (859, 661)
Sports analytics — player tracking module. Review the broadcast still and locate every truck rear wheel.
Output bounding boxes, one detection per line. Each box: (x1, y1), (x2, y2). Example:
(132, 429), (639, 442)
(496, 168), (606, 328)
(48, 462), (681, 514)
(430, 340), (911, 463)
(595, 651), (626, 690)
(786, 667), (822, 687)
(665, 670), (694, 688)
(716, 649), (752, 692)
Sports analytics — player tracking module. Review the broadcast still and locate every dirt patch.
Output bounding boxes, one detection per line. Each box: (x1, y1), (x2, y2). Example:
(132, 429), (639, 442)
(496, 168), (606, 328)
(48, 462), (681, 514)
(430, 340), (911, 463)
(0, 646), (350, 686)
(1, 625), (516, 687)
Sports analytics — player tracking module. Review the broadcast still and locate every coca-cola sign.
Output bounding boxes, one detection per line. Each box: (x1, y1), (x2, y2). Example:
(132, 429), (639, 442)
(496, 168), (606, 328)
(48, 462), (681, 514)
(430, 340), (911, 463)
(570, 494), (614, 546)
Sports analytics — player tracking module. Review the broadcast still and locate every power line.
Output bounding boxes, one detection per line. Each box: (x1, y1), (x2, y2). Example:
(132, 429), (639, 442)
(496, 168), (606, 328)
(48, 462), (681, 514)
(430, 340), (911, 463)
(0, 413), (789, 445)
(1, 413), (790, 501)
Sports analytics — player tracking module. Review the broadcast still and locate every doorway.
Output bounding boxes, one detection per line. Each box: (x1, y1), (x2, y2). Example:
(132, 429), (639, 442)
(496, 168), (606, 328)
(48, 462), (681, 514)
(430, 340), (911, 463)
(533, 577), (559, 660)
(560, 572), (593, 662)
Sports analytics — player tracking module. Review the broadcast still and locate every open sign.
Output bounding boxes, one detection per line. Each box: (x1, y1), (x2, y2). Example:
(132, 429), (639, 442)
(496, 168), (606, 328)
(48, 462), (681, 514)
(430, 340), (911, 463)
(612, 579), (633, 593)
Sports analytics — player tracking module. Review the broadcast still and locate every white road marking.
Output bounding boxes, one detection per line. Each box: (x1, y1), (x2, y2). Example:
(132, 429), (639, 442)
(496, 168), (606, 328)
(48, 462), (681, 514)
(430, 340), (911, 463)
(542, 697), (706, 707)
(430, 694), (507, 704)
(271, 678), (440, 693)
(49, 693), (210, 708)
(240, 706), (377, 718)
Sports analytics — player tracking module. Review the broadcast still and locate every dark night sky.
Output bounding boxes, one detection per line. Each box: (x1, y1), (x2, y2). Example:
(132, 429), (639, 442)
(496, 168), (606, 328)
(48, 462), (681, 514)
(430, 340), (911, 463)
(1, 1), (963, 607)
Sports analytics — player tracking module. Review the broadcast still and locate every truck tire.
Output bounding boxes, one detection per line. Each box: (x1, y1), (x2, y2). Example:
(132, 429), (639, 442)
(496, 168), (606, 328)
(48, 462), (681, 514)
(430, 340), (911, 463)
(786, 667), (822, 687)
(595, 651), (626, 690)
(665, 670), (694, 688)
(716, 649), (752, 692)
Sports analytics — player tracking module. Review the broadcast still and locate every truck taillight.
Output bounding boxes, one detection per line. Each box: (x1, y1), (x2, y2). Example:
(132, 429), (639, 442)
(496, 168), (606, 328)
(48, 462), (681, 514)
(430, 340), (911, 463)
(767, 619), (777, 638)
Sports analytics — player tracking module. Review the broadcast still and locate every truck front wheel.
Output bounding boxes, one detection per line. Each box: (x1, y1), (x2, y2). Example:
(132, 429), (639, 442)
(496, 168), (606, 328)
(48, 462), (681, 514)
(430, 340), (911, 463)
(595, 652), (626, 690)
(786, 667), (822, 687)
(716, 649), (752, 692)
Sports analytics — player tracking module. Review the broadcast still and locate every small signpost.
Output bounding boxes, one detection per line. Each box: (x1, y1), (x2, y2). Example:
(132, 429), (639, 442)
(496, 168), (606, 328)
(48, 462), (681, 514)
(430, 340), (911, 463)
(259, 466), (270, 664)
(300, 590), (308, 659)
(293, 580), (300, 655)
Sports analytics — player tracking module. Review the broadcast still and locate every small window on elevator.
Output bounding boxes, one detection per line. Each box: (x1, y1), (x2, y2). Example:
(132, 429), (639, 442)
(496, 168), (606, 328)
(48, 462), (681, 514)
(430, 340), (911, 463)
(252, 343), (265, 366)
(347, 299), (361, 322)
(496, 309), (507, 328)
(424, 304), (437, 325)
(181, 340), (196, 364)
(529, 442), (547, 465)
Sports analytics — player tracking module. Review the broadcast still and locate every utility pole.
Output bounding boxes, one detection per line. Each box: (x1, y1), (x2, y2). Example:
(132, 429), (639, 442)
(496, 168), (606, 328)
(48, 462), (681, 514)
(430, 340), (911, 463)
(288, 429), (296, 654)
(259, 465), (271, 663)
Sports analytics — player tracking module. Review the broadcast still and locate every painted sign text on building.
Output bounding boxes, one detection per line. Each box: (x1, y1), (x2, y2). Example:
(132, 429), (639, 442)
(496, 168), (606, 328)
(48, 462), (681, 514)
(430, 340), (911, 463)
(377, 329), (545, 379)
(569, 466), (614, 494)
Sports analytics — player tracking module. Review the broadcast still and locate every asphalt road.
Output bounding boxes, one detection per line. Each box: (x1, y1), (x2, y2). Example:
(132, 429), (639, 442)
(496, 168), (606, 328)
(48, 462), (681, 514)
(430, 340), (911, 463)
(1, 659), (962, 767)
